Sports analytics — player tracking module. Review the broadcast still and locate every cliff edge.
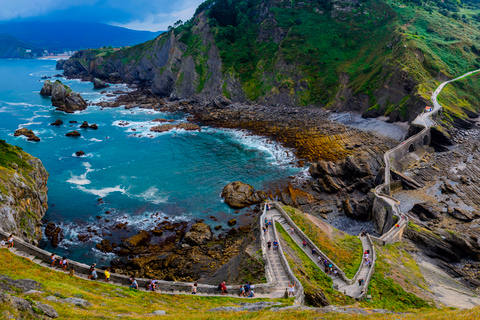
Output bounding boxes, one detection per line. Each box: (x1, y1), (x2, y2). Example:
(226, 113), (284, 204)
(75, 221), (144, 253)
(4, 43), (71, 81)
(0, 140), (49, 245)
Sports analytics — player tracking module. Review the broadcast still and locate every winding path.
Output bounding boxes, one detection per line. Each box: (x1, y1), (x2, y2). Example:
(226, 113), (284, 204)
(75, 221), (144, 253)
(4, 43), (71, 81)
(265, 202), (375, 299)
(374, 68), (480, 243)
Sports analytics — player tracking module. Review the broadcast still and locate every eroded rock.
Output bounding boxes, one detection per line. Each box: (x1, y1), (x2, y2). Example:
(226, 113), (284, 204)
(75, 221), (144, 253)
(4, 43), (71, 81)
(221, 181), (265, 208)
(184, 223), (212, 246)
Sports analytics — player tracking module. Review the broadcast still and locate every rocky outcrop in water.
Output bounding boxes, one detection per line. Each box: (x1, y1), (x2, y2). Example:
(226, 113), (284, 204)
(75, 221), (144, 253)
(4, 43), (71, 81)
(0, 140), (49, 245)
(150, 123), (200, 133)
(44, 222), (63, 247)
(40, 80), (87, 113)
(14, 128), (40, 142)
(50, 119), (63, 126)
(93, 78), (108, 89)
(65, 130), (80, 137)
(221, 181), (267, 208)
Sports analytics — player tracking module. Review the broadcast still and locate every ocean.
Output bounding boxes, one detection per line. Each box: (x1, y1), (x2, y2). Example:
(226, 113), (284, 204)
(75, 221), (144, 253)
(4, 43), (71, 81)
(0, 59), (304, 264)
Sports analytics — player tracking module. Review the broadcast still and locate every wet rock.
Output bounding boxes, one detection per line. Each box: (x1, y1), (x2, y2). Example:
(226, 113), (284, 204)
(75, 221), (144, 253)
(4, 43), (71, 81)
(50, 119), (63, 126)
(123, 230), (151, 251)
(69, 121), (78, 123)
(214, 225), (222, 231)
(227, 219), (237, 227)
(184, 222), (212, 246)
(65, 130), (81, 137)
(44, 222), (63, 247)
(93, 78), (108, 89)
(150, 123), (200, 133)
(14, 128), (40, 142)
(89, 123), (98, 130)
(221, 181), (265, 208)
(152, 118), (168, 123)
(75, 151), (85, 157)
(96, 239), (114, 253)
(80, 121), (89, 128)
(49, 80), (87, 113)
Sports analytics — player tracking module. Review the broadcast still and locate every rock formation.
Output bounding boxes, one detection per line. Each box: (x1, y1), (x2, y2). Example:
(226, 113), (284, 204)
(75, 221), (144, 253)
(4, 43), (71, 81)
(39, 80), (53, 96)
(0, 140), (49, 244)
(150, 123), (200, 133)
(50, 119), (63, 126)
(93, 78), (108, 89)
(75, 151), (85, 157)
(44, 222), (63, 247)
(65, 130), (80, 137)
(13, 128), (40, 142)
(221, 181), (266, 208)
(40, 80), (87, 113)
(184, 223), (212, 246)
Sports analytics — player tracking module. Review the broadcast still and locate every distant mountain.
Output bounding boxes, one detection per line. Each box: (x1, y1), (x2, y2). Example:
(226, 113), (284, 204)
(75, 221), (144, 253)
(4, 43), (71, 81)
(0, 21), (163, 56)
(0, 33), (40, 58)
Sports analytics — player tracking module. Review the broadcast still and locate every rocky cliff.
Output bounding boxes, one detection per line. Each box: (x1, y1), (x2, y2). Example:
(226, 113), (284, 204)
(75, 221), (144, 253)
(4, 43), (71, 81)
(0, 140), (49, 245)
(40, 80), (87, 113)
(61, 0), (480, 122)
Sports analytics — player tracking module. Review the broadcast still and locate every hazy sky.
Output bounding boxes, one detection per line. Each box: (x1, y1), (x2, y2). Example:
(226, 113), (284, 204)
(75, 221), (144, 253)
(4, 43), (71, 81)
(0, 0), (205, 31)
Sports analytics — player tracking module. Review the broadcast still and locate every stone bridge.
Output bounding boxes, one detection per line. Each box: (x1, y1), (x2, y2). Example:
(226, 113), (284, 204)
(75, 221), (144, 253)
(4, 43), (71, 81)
(373, 69), (480, 245)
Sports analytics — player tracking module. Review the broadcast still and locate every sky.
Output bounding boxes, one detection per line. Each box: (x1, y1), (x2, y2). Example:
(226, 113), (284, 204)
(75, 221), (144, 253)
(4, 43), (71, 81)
(0, 0), (205, 31)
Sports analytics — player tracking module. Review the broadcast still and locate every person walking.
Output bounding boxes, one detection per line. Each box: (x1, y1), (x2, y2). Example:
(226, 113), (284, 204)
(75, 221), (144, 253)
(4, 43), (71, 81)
(192, 283), (197, 294)
(104, 268), (111, 282)
(238, 285), (245, 297)
(219, 281), (227, 295)
(273, 240), (278, 251)
(302, 240), (307, 249)
(7, 235), (14, 248)
(50, 253), (57, 267)
(130, 278), (138, 290)
(288, 282), (295, 296)
(267, 240), (272, 250)
(59, 257), (69, 271)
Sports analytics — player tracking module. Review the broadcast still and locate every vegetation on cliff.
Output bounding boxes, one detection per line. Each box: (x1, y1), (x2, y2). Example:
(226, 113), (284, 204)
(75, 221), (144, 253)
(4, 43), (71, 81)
(0, 140), (49, 244)
(63, 0), (480, 122)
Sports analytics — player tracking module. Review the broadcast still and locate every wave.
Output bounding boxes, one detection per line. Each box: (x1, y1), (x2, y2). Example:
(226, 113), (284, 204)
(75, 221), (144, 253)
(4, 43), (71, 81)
(207, 127), (299, 167)
(135, 186), (169, 205)
(66, 162), (93, 186)
(77, 185), (127, 198)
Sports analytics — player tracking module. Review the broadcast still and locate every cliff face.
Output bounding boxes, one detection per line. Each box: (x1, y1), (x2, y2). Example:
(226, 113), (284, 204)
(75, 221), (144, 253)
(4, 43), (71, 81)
(61, 0), (480, 121)
(0, 140), (49, 245)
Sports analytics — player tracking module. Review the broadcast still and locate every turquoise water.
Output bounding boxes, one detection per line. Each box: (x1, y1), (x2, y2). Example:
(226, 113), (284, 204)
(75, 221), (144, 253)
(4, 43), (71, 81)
(0, 59), (304, 264)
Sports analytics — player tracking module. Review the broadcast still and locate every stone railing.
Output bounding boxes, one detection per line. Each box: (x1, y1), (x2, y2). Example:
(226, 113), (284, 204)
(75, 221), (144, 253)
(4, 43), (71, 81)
(271, 216), (305, 305)
(0, 228), (278, 296)
(357, 234), (376, 300)
(270, 202), (352, 284)
(260, 204), (278, 285)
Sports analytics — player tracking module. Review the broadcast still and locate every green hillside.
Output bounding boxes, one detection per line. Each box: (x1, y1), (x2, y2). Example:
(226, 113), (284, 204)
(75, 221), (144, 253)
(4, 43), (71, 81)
(64, 0), (480, 122)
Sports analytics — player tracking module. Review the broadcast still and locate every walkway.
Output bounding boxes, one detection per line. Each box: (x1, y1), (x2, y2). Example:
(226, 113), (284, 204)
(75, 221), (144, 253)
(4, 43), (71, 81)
(373, 68), (480, 243)
(266, 206), (374, 299)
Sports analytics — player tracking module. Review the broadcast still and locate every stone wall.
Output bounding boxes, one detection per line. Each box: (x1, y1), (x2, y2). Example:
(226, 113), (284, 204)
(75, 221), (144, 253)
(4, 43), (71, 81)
(0, 228), (277, 295)
(271, 202), (352, 284)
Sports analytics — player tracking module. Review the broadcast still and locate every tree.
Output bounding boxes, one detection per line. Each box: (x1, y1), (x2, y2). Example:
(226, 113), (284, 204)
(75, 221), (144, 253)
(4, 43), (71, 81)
(174, 20), (183, 27)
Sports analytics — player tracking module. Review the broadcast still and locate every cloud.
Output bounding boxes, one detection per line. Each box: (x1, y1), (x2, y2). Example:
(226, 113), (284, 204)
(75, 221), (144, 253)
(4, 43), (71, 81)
(0, 0), (205, 31)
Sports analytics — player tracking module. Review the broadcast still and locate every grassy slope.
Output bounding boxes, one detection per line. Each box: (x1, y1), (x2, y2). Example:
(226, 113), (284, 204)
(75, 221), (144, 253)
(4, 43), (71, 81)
(437, 70), (480, 122)
(276, 222), (355, 306)
(0, 245), (479, 318)
(279, 207), (431, 311)
(282, 205), (362, 278)
(69, 0), (480, 121)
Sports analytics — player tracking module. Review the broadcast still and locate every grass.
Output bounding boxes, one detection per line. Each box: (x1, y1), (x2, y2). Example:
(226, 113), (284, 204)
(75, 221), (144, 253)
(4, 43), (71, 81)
(282, 206), (362, 279)
(275, 222), (355, 306)
(360, 242), (433, 311)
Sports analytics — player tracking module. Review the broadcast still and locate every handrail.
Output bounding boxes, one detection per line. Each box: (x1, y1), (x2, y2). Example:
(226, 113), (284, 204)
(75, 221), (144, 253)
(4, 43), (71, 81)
(271, 216), (305, 305)
(270, 201), (352, 284)
(357, 234), (376, 300)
